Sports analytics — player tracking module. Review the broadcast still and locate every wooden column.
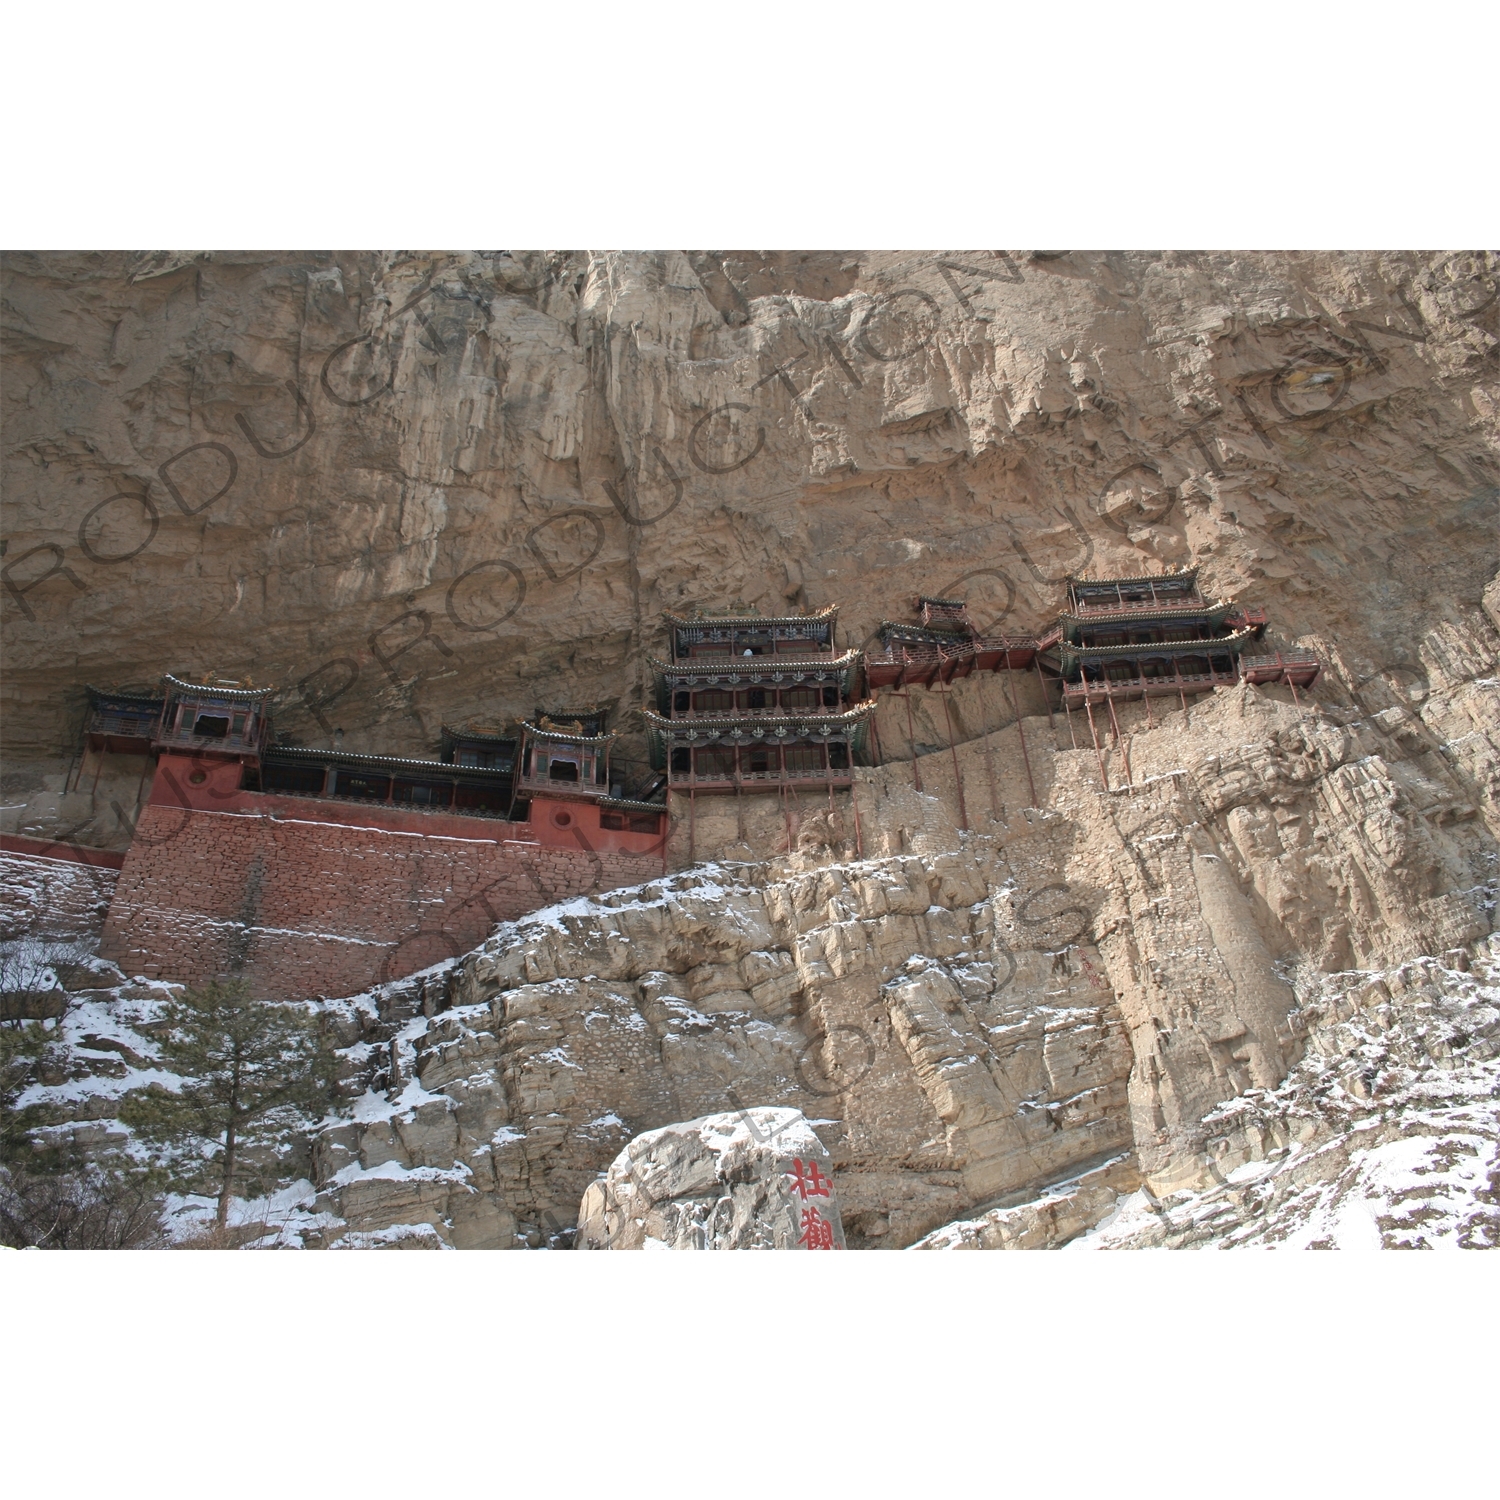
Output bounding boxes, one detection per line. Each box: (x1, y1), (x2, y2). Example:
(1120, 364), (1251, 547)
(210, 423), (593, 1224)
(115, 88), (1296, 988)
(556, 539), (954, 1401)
(1083, 693), (1110, 793)
(1032, 657), (1055, 729)
(903, 690), (922, 792)
(938, 683), (968, 831)
(1004, 659), (1039, 809)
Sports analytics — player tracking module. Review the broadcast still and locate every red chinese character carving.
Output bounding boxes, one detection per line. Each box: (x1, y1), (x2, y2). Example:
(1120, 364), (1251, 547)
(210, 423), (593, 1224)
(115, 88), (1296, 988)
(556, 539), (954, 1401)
(787, 1157), (831, 1200)
(799, 1206), (836, 1250)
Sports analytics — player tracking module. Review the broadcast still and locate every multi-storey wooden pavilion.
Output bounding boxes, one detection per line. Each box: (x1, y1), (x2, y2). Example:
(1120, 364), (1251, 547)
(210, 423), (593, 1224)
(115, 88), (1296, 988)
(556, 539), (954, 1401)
(643, 605), (874, 795)
(1036, 567), (1318, 704)
(1030, 567), (1321, 790)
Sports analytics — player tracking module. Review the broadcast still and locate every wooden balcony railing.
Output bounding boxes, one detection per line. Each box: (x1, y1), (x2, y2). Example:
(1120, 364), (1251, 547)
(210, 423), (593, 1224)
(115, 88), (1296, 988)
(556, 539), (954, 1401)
(668, 767), (853, 790)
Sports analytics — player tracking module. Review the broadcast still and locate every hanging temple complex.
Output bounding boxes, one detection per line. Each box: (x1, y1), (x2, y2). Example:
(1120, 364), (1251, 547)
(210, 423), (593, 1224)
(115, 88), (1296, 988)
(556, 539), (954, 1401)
(9, 569), (1321, 1000)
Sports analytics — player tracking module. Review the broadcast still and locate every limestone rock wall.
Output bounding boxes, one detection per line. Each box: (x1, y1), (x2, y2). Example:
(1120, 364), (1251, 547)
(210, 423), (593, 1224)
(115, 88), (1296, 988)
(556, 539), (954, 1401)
(4, 250), (1497, 857)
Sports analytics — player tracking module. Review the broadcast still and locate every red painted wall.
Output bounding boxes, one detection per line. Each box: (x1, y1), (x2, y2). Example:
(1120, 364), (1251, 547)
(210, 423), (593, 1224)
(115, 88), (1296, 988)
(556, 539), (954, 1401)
(0, 833), (126, 870)
(99, 754), (667, 999)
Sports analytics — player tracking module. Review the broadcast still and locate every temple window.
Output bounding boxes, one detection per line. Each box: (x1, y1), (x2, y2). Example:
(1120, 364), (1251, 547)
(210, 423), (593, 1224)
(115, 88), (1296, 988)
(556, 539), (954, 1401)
(742, 688), (767, 710)
(338, 772), (391, 800)
(780, 686), (818, 710)
(194, 713), (231, 738)
(695, 746), (735, 778)
(261, 762), (326, 795)
(393, 780), (454, 807)
(674, 691), (690, 712)
(743, 746), (771, 775)
(694, 689), (734, 712)
(670, 747), (691, 773)
(454, 784), (509, 813)
(821, 685), (839, 707)
(829, 741), (849, 769)
(548, 757), (580, 782)
(783, 742), (822, 774)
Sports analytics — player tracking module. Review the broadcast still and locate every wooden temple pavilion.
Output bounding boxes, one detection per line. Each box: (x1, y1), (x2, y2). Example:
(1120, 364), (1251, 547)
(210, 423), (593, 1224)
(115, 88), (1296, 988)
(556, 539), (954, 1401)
(82, 686), (167, 755)
(865, 596), (1039, 688)
(643, 605), (874, 793)
(73, 674), (666, 846)
(154, 674), (274, 763)
(1036, 567), (1318, 705)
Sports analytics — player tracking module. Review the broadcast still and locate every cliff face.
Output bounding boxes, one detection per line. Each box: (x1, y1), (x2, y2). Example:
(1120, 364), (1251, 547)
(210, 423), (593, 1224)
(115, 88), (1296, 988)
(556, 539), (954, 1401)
(3, 250), (1499, 1248)
(3, 250), (1497, 847)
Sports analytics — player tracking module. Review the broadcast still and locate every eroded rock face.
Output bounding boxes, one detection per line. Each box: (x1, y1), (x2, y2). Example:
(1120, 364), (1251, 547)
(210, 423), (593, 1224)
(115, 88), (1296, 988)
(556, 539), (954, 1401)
(4, 251), (1497, 862)
(575, 1107), (845, 1250)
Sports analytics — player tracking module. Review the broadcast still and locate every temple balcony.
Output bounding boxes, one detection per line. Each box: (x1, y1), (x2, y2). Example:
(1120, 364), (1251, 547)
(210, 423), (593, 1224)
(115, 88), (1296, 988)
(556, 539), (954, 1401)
(153, 675), (274, 763)
(152, 712), (270, 762)
(83, 690), (165, 754)
(1240, 649), (1321, 687)
(668, 767), (855, 792)
(1062, 665), (1240, 702)
(668, 691), (844, 718)
(865, 634), (1039, 689)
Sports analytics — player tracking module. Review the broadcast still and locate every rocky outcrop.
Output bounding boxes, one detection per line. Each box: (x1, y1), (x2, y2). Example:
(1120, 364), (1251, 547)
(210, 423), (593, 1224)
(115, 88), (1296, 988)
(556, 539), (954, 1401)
(576, 1107), (845, 1250)
(1064, 938), (1500, 1249)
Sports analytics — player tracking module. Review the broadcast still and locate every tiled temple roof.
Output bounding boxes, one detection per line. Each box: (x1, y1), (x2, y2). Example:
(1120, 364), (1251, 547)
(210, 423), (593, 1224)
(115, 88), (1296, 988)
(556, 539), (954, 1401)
(163, 673), (275, 701)
(662, 603), (838, 628)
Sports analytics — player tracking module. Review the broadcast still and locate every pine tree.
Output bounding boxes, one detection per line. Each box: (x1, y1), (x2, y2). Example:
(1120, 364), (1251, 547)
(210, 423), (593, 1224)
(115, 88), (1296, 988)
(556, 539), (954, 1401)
(122, 979), (336, 1228)
(1, 1015), (55, 1168)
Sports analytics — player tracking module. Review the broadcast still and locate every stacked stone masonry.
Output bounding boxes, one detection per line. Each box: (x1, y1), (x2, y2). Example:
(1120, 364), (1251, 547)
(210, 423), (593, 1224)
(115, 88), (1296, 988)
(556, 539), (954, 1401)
(99, 804), (664, 999)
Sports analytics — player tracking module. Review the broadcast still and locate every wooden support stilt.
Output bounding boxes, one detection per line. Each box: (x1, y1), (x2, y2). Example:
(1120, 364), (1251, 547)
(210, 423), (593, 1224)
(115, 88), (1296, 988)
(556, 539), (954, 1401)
(63, 734), (83, 795)
(1063, 691), (1079, 751)
(1004, 660), (1039, 810)
(1144, 686), (1154, 730)
(91, 750), (105, 795)
(870, 714), (884, 767)
(939, 683), (969, 831)
(1032, 658), (1055, 730)
(689, 784), (696, 863)
(1103, 676), (1123, 745)
(849, 780), (864, 859)
(1102, 675), (1133, 789)
(903, 689), (923, 792)
(1084, 695), (1110, 792)
(977, 671), (1000, 821)
(133, 757), (150, 810)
